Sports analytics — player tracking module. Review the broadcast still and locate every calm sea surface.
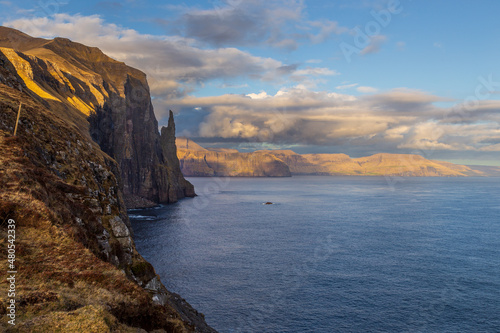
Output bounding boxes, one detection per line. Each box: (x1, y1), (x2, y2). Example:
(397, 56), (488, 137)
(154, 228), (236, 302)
(130, 176), (500, 332)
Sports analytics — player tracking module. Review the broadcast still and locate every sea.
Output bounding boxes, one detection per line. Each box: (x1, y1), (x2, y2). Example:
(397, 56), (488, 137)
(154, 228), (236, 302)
(130, 176), (500, 333)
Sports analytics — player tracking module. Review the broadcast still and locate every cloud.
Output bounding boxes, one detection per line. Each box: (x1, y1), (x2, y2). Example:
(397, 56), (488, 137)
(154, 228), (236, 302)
(246, 91), (270, 99)
(165, 0), (303, 48)
(306, 19), (350, 44)
(4, 13), (303, 98)
(5, 13), (345, 97)
(357, 86), (378, 93)
(363, 88), (449, 112)
(5, 13), (499, 158)
(164, 86), (500, 155)
(336, 83), (358, 90)
(165, 0), (348, 49)
(360, 35), (387, 55)
(292, 67), (339, 77)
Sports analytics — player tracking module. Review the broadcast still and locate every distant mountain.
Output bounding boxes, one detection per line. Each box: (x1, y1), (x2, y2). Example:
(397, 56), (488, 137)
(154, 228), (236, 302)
(464, 165), (500, 177)
(296, 153), (484, 177)
(177, 138), (291, 177)
(178, 139), (492, 177)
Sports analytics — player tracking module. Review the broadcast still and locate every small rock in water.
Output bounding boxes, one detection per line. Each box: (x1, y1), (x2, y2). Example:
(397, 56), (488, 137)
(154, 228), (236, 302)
(263, 202), (274, 205)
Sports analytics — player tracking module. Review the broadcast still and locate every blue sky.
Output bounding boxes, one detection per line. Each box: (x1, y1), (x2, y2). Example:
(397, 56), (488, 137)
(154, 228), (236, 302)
(1, 0), (500, 165)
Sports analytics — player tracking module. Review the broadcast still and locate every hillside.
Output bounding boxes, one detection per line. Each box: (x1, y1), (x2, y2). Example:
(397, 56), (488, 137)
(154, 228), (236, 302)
(177, 138), (291, 177)
(299, 153), (483, 177)
(0, 27), (214, 332)
(179, 139), (490, 177)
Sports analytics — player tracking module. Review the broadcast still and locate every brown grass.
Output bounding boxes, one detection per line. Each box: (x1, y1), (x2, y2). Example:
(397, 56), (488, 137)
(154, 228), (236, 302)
(0, 83), (194, 332)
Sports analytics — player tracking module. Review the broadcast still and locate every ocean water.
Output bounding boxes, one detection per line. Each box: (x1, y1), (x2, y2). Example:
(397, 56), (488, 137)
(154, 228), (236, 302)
(130, 176), (500, 333)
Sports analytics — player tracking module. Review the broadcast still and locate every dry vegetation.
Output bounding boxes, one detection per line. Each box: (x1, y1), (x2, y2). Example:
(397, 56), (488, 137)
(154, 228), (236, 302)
(0, 85), (193, 332)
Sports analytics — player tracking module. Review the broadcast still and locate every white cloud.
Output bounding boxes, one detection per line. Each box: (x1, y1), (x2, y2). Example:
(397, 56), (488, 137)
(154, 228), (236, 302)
(292, 67), (339, 77)
(167, 86), (500, 154)
(384, 126), (410, 140)
(246, 91), (270, 99)
(357, 86), (378, 93)
(336, 83), (358, 90)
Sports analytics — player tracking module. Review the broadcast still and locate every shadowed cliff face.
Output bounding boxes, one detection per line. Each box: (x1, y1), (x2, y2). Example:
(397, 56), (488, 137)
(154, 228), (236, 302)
(160, 112), (196, 200)
(0, 26), (194, 208)
(0, 27), (214, 332)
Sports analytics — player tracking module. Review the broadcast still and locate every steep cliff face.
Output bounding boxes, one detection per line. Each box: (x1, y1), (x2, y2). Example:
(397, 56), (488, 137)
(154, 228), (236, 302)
(0, 27), (194, 207)
(160, 112), (196, 201)
(176, 138), (291, 177)
(0, 85), (213, 332)
(0, 27), (214, 332)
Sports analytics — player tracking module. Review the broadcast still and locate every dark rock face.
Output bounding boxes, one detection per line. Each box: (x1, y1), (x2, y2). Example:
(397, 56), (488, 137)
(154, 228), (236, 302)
(89, 67), (195, 207)
(0, 27), (213, 332)
(0, 27), (194, 207)
(88, 75), (187, 207)
(160, 111), (196, 201)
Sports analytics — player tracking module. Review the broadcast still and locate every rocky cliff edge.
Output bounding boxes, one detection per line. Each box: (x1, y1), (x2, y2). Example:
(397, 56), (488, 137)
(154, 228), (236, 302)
(0, 27), (213, 332)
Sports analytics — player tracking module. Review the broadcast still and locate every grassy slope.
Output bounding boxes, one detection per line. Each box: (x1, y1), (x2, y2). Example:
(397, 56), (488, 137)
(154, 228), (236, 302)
(0, 85), (193, 332)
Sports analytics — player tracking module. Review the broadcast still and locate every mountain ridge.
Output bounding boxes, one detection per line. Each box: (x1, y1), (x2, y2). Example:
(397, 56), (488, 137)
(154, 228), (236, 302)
(177, 137), (291, 177)
(178, 139), (493, 177)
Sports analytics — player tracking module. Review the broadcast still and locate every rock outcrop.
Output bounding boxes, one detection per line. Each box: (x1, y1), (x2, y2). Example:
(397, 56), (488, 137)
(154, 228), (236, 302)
(0, 27), (214, 332)
(0, 26), (194, 208)
(176, 138), (291, 177)
(160, 112), (196, 200)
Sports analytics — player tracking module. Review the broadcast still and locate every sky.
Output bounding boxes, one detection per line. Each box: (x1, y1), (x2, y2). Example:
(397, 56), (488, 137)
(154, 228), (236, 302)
(1, 0), (500, 165)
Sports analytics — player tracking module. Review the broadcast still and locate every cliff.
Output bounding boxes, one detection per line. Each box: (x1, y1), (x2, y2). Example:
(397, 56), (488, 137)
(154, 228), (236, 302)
(160, 113), (196, 200)
(0, 27), (214, 332)
(179, 139), (488, 177)
(0, 26), (194, 208)
(176, 138), (291, 177)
